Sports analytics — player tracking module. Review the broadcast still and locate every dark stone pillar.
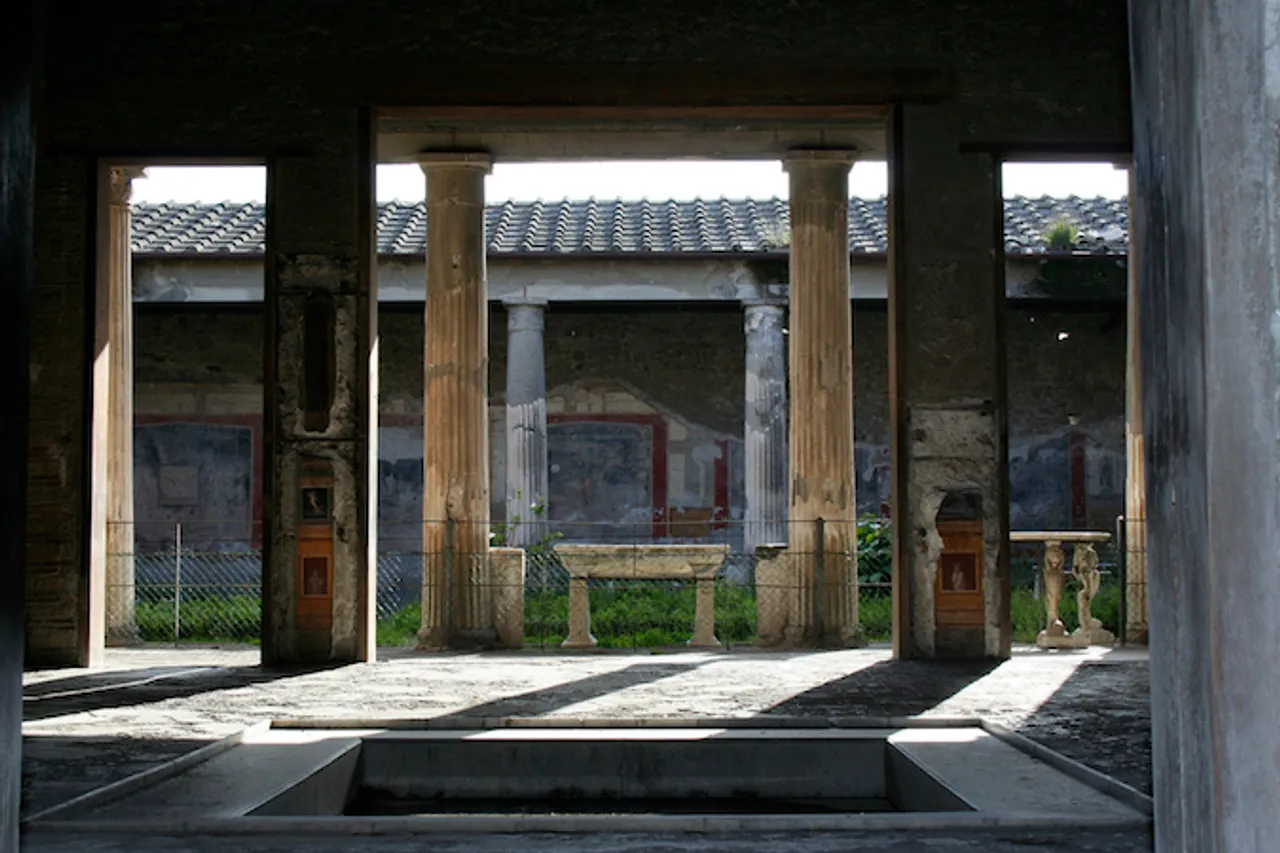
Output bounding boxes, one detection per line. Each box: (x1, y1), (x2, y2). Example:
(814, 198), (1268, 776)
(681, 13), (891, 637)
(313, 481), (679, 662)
(26, 157), (97, 668)
(888, 104), (1010, 660)
(262, 110), (378, 664)
(1130, 0), (1280, 848)
(1, 1), (37, 847)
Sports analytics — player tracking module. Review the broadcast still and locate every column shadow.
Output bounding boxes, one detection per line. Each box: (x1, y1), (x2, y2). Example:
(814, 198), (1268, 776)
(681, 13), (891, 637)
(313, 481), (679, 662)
(442, 661), (705, 720)
(23, 662), (345, 722)
(758, 659), (1001, 719)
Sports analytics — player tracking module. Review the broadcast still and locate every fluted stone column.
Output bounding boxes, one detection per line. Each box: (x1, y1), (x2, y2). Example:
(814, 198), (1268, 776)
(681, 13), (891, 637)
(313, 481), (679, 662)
(1123, 166), (1148, 645)
(784, 150), (862, 648)
(503, 296), (549, 547)
(743, 299), (788, 552)
(104, 167), (143, 645)
(418, 152), (495, 649)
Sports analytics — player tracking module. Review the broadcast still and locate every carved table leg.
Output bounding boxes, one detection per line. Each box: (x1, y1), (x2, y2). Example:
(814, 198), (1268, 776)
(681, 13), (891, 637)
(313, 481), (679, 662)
(1036, 540), (1083, 648)
(1071, 542), (1115, 645)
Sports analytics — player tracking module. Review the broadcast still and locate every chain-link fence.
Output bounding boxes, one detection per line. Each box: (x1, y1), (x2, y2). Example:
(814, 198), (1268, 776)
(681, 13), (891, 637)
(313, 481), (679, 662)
(106, 520), (261, 644)
(1117, 514), (1148, 645)
(106, 517), (896, 649)
(377, 517), (894, 650)
(108, 515), (1137, 650)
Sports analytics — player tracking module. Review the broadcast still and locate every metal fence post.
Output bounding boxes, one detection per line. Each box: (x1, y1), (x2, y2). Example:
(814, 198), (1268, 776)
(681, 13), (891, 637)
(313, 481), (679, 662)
(814, 517), (826, 645)
(1116, 514), (1127, 648)
(174, 522), (183, 643)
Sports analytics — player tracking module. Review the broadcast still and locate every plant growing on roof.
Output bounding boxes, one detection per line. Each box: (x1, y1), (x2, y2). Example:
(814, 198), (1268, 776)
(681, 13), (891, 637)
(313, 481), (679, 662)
(760, 222), (791, 251)
(1044, 217), (1080, 252)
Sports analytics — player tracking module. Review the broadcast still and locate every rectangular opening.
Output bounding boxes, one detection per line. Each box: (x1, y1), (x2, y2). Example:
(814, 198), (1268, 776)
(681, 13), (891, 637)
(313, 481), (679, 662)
(248, 730), (972, 817)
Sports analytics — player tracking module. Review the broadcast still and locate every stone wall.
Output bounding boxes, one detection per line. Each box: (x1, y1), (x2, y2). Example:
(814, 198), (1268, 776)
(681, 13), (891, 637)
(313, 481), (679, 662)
(134, 301), (1124, 544)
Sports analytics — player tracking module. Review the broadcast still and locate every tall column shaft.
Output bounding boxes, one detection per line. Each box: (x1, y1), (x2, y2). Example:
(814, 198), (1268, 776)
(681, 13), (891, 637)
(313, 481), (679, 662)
(262, 111), (378, 664)
(785, 150), (861, 647)
(503, 296), (549, 547)
(105, 167), (141, 644)
(418, 152), (494, 648)
(888, 105), (1009, 660)
(1130, 0), (1280, 848)
(743, 299), (788, 551)
(1123, 166), (1148, 645)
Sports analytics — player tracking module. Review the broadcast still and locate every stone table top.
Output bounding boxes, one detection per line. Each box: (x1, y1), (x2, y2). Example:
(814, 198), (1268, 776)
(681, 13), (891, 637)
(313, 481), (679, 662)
(1010, 531), (1112, 543)
(555, 543), (730, 580)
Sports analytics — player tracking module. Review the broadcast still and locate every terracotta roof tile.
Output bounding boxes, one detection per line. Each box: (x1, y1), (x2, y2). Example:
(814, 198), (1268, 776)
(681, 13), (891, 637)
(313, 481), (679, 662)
(131, 196), (1128, 257)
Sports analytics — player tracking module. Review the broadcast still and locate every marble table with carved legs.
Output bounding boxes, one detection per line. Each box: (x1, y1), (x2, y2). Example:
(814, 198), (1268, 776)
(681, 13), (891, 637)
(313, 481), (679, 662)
(1010, 531), (1113, 649)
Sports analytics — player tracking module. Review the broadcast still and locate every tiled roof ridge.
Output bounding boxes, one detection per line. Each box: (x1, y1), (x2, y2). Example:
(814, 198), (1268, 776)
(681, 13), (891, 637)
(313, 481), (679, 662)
(130, 196), (1130, 257)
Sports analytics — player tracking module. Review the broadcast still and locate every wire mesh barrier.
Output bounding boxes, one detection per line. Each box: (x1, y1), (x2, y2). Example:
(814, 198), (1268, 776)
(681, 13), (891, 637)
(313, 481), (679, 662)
(104, 515), (1127, 650)
(377, 517), (894, 650)
(106, 521), (262, 644)
(1117, 514), (1148, 645)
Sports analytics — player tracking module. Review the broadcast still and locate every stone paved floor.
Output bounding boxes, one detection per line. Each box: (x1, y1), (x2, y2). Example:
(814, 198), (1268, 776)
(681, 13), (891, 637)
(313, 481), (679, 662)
(20, 643), (1152, 851)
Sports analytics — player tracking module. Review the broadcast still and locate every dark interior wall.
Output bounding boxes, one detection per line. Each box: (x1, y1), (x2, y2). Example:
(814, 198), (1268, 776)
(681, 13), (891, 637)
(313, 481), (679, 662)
(1, 0), (37, 845)
(135, 304), (1124, 447)
(134, 308), (263, 384)
(37, 2), (1130, 153)
(133, 304), (881, 441)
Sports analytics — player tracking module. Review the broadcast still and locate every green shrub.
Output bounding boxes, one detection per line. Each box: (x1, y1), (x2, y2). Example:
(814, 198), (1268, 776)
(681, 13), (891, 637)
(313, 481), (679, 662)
(858, 592), (893, 641)
(1044, 218), (1080, 251)
(1010, 582), (1122, 643)
(135, 594), (260, 643)
(856, 516), (893, 585)
(377, 602), (422, 647)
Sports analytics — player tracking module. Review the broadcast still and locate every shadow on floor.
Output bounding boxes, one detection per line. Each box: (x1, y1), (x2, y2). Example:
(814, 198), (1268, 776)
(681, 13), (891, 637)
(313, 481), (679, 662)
(20, 734), (215, 819)
(758, 658), (1001, 719)
(23, 662), (346, 723)
(1014, 658), (1152, 794)
(445, 661), (706, 720)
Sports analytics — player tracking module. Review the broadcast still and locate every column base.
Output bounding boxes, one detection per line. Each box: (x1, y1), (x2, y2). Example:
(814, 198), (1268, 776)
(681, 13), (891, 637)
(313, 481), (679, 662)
(416, 624), (448, 652)
(1124, 627), (1149, 646)
(821, 626), (867, 650)
(561, 634), (598, 650)
(105, 626), (143, 647)
(448, 627), (500, 651)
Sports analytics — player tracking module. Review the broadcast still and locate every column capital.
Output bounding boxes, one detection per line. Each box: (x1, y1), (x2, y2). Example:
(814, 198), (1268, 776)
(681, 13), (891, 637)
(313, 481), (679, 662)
(108, 166), (147, 206)
(504, 295), (547, 332)
(782, 149), (858, 172)
(417, 151), (493, 175)
(744, 299), (786, 337)
(501, 294), (549, 309)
